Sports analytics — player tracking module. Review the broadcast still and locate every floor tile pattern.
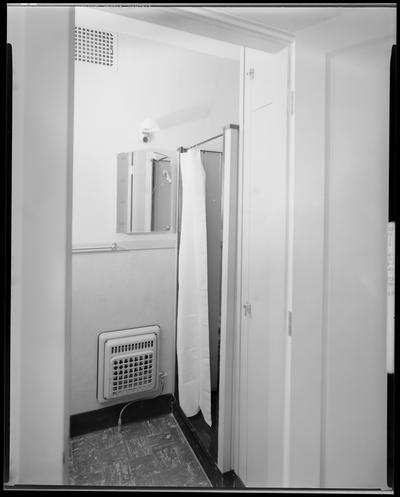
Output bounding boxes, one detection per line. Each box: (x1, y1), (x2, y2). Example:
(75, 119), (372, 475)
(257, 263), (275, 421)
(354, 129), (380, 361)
(69, 413), (211, 488)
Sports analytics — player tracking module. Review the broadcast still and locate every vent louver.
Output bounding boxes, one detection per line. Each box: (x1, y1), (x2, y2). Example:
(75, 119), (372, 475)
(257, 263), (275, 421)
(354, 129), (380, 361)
(74, 26), (115, 66)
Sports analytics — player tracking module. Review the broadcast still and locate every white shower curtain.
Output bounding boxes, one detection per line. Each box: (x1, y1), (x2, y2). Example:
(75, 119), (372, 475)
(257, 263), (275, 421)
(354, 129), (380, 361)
(177, 148), (212, 427)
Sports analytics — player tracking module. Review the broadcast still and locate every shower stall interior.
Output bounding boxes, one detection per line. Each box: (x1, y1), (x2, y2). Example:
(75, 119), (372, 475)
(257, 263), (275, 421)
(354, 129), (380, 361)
(175, 124), (239, 466)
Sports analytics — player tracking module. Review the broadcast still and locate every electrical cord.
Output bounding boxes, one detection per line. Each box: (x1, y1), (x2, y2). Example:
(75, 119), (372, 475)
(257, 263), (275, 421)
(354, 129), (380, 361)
(117, 371), (167, 432)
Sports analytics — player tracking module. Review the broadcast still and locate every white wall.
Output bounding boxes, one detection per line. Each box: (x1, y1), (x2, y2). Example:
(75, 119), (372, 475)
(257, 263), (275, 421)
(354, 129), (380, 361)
(71, 250), (177, 414)
(7, 6), (74, 485)
(324, 38), (391, 487)
(71, 8), (239, 415)
(73, 7), (239, 244)
(290, 8), (395, 488)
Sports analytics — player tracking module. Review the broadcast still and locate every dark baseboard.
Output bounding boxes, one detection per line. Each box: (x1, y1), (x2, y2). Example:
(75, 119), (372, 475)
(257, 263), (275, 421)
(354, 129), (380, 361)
(172, 399), (245, 489)
(70, 394), (174, 437)
(221, 470), (246, 489)
(172, 400), (222, 486)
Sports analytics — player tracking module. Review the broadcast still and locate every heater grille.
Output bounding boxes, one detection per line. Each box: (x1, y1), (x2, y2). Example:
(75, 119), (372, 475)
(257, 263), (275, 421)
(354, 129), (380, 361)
(111, 350), (155, 396)
(74, 26), (115, 66)
(97, 326), (160, 402)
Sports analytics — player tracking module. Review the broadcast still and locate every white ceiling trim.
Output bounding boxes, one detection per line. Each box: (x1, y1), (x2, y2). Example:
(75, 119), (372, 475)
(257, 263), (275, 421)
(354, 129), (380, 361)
(163, 6), (295, 49)
(181, 6), (296, 41)
(94, 5), (295, 53)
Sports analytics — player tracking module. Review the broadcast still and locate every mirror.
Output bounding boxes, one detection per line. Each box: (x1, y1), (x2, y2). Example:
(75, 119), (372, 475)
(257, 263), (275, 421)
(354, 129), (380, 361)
(116, 150), (176, 234)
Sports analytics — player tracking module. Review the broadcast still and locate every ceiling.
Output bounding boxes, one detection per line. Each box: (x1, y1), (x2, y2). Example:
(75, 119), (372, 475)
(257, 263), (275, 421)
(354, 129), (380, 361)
(98, 6), (345, 35)
(202, 7), (343, 33)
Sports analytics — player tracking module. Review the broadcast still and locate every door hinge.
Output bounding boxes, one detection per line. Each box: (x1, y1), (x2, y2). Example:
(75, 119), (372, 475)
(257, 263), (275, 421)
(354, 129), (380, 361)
(243, 302), (252, 317)
(288, 311), (292, 336)
(246, 67), (255, 80)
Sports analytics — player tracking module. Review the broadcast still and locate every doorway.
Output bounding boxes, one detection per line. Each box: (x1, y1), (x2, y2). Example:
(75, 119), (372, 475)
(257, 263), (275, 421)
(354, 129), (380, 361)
(174, 126), (239, 468)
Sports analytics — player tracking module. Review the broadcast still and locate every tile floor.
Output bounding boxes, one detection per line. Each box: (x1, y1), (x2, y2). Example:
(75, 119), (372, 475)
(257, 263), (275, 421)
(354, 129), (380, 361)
(68, 413), (212, 488)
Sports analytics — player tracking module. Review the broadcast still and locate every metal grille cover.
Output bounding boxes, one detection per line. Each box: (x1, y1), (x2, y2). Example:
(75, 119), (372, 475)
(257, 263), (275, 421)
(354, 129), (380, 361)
(106, 334), (156, 398)
(97, 326), (160, 403)
(75, 26), (115, 66)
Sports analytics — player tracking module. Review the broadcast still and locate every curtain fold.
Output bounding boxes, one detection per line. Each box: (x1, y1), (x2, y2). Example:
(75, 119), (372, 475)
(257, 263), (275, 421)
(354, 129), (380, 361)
(177, 148), (212, 427)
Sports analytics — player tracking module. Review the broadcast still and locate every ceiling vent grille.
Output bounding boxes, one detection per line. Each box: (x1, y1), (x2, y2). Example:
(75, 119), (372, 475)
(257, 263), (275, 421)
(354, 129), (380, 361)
(97, 326), (160, 403)
(74, 26), (115, 66)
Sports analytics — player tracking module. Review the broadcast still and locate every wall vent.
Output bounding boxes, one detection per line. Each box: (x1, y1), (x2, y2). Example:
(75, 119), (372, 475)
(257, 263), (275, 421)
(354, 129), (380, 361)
(74, 26), (115, 66)
(97, 326), (160, 403)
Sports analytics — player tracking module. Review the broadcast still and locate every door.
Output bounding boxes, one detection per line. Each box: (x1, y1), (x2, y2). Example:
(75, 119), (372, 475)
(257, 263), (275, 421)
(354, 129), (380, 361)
(238, 46), (289, 487)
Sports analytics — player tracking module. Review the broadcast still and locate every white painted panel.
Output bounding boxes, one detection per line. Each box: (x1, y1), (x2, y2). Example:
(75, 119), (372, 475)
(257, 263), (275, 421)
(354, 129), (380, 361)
(323, 39), (391, 488)
(290, 43), (326, 487)
(239, 46), (288, 487)
(7, 6), (74, 485)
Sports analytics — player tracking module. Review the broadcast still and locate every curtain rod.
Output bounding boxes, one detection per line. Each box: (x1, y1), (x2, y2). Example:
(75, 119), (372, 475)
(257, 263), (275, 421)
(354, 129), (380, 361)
(179, 132), (223, 153)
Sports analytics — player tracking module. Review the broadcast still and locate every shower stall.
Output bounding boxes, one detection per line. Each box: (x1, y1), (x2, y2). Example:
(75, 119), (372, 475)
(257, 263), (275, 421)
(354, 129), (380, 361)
(174, 124), (239, 469)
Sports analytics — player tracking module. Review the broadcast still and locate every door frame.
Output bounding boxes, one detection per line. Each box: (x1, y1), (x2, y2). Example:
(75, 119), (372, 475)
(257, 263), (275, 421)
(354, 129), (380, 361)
(131, 8), (294, 475)
(231, 43), (295, 484)
(7, 5), (75, 485)
(7, 5), (294, 484)
(216, 123), (240, 472)
(155, 18), (294, 474)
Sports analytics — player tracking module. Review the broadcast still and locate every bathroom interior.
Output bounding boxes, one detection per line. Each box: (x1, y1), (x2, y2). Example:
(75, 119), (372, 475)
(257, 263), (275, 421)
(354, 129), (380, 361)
(5, 3), (396, 492)
(69, 6), (240, 488)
